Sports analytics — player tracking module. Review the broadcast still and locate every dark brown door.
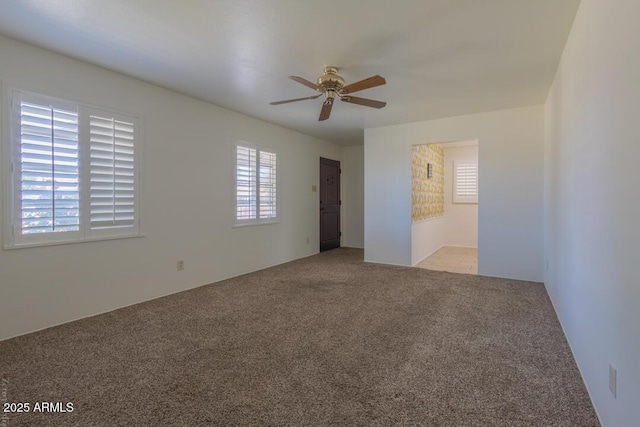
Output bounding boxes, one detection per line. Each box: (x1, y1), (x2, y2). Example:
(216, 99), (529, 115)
(319, 157), (341, 252)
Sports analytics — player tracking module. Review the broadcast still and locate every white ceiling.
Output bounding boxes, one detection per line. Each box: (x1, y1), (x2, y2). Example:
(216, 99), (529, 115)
(0, 0), (580, 145)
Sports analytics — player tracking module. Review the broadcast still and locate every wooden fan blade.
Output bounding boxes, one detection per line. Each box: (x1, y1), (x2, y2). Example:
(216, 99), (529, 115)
(341, 75), (386, 94)
(319, 100), (333, 121)
(289, 76), (322, 91)
(270, 94), (322, 105)
(341, 96), (386, 109)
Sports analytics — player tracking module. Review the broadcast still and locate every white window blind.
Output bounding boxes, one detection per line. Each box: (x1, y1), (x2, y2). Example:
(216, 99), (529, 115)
(453, 161), (478, 204)
(19, 101), (80, 235)
(236, 145), (257, 221)
(235, 143), (278, 224)
(89, 114), (136, 230)
(5, 90), (141, 248)
(259, 150), (277, 219)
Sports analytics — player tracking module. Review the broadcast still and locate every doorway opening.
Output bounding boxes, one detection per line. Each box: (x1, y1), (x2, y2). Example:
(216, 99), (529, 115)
(319, 157), (341, 252)
(410, 140), (479, 273)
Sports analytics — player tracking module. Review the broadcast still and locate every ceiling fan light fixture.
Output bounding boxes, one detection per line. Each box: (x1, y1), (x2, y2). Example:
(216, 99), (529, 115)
(324, 90), (337, 102)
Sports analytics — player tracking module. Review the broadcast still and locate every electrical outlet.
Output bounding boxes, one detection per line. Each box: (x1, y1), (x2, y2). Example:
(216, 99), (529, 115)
(177, 260), (185, 271)
(312, 185), (317, 192)
(609, 363), (617, 398)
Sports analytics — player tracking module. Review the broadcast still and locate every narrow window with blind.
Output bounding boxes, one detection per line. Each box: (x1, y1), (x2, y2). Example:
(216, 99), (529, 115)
(235, 142), (278, 225)
(4, 90), (141, 248)
(453, 161), (478, 204)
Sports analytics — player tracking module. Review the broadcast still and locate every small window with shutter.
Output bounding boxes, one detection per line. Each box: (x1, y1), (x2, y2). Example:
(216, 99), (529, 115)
(4, 89), (141, 248)
(453, 161), (478, 204)
(235, 142), (278, 224)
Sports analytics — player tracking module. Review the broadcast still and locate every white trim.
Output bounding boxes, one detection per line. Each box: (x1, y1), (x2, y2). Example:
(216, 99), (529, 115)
(232, 220), (281, 228)
(4, 233), (145, 250)
(2, 82), (13, 250)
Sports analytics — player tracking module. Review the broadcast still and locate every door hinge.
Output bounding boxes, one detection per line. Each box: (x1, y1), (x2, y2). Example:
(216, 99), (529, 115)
(339, 169), (342, 174)
(339, 231), (342, 237)
(339, 200), (342, 205)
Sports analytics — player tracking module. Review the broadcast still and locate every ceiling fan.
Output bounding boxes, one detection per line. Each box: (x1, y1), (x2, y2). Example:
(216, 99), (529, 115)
(270, 66), (387, 121)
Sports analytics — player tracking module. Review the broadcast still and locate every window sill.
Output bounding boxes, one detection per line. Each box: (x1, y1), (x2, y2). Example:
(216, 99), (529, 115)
(4, 233), (145, 250)
(232, 220), (280, 228)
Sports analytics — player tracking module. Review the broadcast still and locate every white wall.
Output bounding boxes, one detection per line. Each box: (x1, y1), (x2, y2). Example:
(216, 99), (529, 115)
(544, 0), (640, 425)
(341, 145), (364, 248)
(411, 217), (446, 266)
(444, 144), (478, 248)
(365, 105), (544, 281)
(0, 35), (343, 340)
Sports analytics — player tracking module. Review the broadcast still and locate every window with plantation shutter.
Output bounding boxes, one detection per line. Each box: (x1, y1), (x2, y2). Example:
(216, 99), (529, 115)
(235, 142), (278, 224)
(453, 161), (478, 204)
(4, 89), (141, 248)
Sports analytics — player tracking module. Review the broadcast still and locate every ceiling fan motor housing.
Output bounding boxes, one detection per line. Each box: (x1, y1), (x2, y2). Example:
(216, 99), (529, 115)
(317, 66), (345, 91)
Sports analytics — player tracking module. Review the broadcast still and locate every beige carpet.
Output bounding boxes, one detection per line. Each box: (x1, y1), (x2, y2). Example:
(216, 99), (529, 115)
(0, 248), (599, 426)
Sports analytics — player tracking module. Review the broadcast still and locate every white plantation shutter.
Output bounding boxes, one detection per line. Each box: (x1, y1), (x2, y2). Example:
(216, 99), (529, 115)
(17, 96), (81, 240)
(259, 151), (277, 219)
(235, 142), (278, 223)
(89, 113), (137, 231)
(5, 90), (141, 248)
(453, 161), (478, 203)
(236, 145), (257, 221)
